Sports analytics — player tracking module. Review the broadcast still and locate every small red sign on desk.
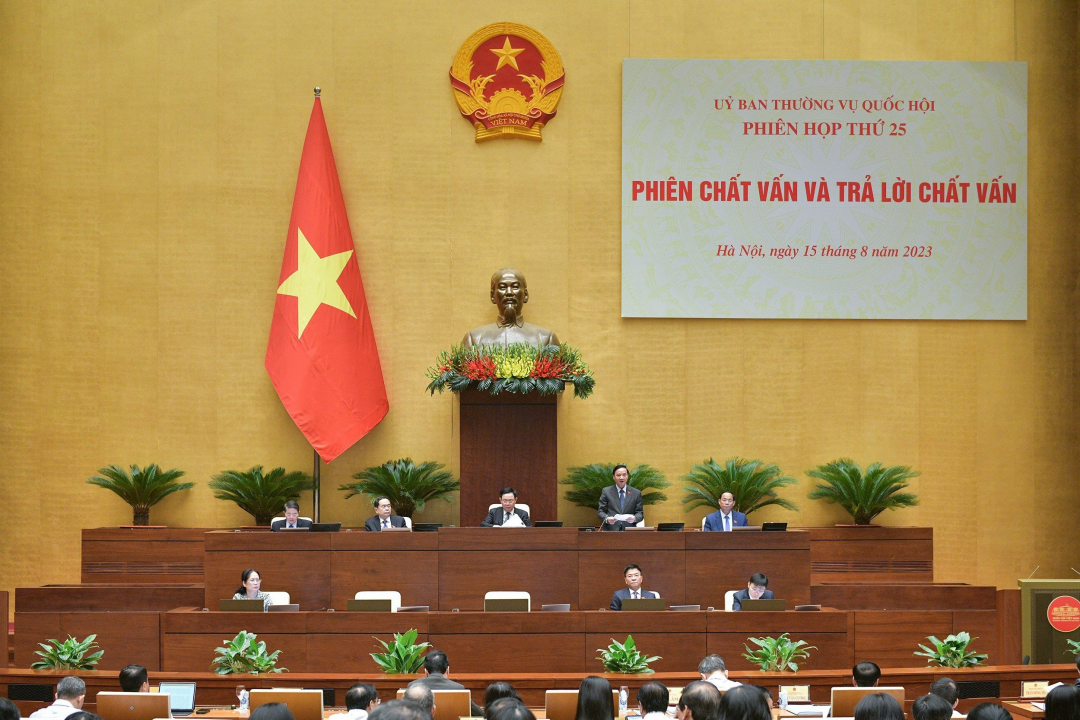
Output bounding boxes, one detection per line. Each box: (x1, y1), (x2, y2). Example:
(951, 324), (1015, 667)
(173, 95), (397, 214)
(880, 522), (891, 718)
(1047, 595), (1080, 632)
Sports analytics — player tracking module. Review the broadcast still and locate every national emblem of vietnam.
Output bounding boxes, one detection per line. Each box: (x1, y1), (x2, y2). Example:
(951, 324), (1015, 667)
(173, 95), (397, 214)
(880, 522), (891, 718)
(449, 22), (564, 142)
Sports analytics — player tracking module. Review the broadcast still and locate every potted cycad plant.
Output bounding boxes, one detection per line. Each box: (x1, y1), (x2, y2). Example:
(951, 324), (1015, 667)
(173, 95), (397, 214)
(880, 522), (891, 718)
(339, 458), (459, 518)
(806, 459), (919, 525)
(86, 464), (194, 526)
(681, 458), (798, 520)
(209, 466), (314, 526)
(561, 463), (670, 510)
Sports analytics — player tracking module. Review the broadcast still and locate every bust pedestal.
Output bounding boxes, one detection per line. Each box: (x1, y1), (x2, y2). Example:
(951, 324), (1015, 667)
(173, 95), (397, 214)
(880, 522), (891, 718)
(458, 388), (558, 525)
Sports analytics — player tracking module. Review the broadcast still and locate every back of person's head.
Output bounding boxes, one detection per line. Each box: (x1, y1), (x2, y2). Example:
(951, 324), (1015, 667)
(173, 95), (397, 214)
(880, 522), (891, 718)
(371, 700), (429, 720)
(698, 655), (727, 677)
(0, 698), (21, 720)
(853, 693), (904, 720)
(423, 649), (450, 674)
(1046, 685), (1080, 720)
(57, 677), (87, 701)
(249, 703), (296, 720)
(575, 676), (614, 720)
(928, 678), (958, 707)
(346, 684), (378, 711)
(484, 682), (520, 712)
(637, 682), (669, 715)
(852, 662), (882, 687)
(966, 703), (1013, 720)
(913, 694), (953, 720)
(487, 700), (535, 720)
(118, 664), (148, 693)
(718, 685), (771, 720)
(67, 713), (103, 720)
(678, 681), (722, 720)
(402, 685), (434, 715)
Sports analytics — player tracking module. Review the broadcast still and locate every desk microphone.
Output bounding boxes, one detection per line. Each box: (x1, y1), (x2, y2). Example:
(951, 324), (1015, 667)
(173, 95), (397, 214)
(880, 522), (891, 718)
(1026, 565), (1040, 580)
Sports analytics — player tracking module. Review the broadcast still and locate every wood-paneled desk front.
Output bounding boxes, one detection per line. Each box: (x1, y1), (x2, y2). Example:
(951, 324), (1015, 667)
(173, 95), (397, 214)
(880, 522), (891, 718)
(201, 528), (810, 611)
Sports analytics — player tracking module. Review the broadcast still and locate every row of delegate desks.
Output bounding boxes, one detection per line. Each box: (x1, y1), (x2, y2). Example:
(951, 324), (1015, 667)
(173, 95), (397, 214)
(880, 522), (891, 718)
(202, 527), (812, 611)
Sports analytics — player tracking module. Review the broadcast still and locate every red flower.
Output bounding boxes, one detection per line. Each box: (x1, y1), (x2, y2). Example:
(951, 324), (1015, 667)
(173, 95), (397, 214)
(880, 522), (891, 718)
(531, 357), (567, 378)
(462, 356), (497, 380)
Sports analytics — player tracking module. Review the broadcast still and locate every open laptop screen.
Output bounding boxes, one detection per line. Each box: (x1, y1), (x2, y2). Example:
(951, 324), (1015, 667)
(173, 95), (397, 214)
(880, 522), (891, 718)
(159, 682), (196, 715)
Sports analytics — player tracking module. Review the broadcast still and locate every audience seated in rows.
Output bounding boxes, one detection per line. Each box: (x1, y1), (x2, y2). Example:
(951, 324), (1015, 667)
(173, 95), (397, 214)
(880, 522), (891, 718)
(401, 686), (435, 720)
(484, 682), (521, 718)
(677, 681), (722, 720)
(699, 655), (741, 692)
(575, 677), (614, 720)
(406, 649), (483, 717)
(28, 677), (86, 720)
(250, 703), (297, 720)
(0, 698), (20, 720)
(330, 684), (379, 720)
(118, 664), (149, 694)
(637, 682), (669, 720)
(853, 662), (882, 688)
(854, 693), (904, 720)
(1046, 685), (1080, 720)
(913, 694), (953, 720)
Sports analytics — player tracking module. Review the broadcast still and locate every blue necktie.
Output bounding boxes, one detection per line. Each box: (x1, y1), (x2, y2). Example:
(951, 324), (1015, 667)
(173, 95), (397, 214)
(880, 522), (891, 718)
(724, 514), (730, 532)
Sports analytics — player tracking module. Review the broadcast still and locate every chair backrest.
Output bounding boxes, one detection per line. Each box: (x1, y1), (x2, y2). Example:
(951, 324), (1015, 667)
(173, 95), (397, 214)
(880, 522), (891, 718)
(266, 591), (291, 606)
(702, 516), (709, 529)
(354, 590), (402, 611)
(724, 590), (737, 611)
(830, 687), (905, 718)
(395, 688), (472, 720)
(487, 503), (531, 516)
(484, 591), (531, 611)
(544, 689), (621, 720)
(250, 689), (323, 720)
(403, 516), (412, 528)
(96, 692), (172, 720)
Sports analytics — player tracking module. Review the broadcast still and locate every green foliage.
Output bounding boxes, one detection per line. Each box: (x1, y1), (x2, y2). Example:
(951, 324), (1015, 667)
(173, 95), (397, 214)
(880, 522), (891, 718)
(211, 631), (286, 675)
(914, 632), (988, 668)
(86, 464), (194, 525)
(596, 635), (661, 674)
(370, 629), (430, 674)
(31, 634), (104, 670)
(1068, 639), (1080, 656)
(681, 458), (798, 515)
(340, 458), (459, 518)
(209, 466), (314, 525)
(742, 633), (815, 672)
(806, 459), (919, 524)
(561, 463), (670, 509)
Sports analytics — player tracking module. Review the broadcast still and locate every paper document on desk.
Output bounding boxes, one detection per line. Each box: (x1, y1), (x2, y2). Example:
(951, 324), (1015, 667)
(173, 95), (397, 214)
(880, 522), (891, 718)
(785, 705), (828, 717)
(501, 513), (525, 527)
(614, 513), (637, 523)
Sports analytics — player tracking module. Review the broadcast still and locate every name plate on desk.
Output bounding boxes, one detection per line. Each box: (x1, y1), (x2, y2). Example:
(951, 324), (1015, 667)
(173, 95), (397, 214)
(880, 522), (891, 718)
(1021, 682), (1050, 699)
(348, 599), (393, 612)
(218, 599), (265, 612)
(380, 527), (412, 532)
(780, 686), (811, 703)
(622, 598), (667, 611)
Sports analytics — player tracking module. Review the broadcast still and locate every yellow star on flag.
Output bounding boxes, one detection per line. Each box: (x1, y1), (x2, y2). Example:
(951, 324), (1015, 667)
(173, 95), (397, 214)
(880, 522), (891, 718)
(490, 37), (524, 71)
(277, 227), (356, 337)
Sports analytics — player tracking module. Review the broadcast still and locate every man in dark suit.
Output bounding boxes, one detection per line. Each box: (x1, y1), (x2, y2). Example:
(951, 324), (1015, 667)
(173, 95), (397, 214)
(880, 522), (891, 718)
(703, 492), (748, 531)
(610, 564), (660, 610)
(270, 500), (312, 531)
(480, 487), (532, 527)
(365, 496), (408, 531)
(598, 464), (644, 531)
(406, 649), (482, 717)
(730, 572), (774, 611)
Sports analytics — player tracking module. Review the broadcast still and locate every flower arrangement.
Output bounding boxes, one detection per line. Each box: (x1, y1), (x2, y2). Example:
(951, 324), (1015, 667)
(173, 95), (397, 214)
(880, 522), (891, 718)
(426, 343), (594, 398)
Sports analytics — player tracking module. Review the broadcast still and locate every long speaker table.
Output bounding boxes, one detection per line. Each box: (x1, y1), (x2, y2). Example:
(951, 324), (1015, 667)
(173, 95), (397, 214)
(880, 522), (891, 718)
(201, 528), (811, 611)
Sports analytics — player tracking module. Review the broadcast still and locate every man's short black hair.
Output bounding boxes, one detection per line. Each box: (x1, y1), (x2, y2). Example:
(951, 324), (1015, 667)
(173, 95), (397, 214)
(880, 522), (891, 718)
(852, 661), (881, 687)
(346, 684), (378, 711)
(678, 681), (722, 720)
(929, 678), (958, 706)
(624, 564), (642, 576)
(118, 664), (148, 693)
(373, 496), (391, 508)
(637, 682), (669, 715)
(66, 713), (103, 720)
(284, 500), (300, 511)
(854, 694), (903, 720)
(249, 704), (296, 720)
(499, 487), (517, 498)
(424, 649), (450, 674)
(913, 694), (953, 720)
(966, 704), (1013, 720)
(749, 573), (768, 587)
(371, 700), (429, 720)
(0, 698), (21, 720)
(613, 464), (628, 477)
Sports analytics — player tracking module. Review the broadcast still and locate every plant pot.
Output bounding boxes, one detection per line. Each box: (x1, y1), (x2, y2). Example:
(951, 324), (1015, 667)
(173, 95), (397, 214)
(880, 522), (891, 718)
(834, 523), (881, 527)
(132, 509), (150, 526)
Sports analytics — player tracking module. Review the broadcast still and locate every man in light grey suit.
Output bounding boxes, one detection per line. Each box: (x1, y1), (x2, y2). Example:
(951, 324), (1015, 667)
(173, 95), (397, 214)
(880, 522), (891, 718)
(610, 564), (660, 610)
(598, 464), (643, 531)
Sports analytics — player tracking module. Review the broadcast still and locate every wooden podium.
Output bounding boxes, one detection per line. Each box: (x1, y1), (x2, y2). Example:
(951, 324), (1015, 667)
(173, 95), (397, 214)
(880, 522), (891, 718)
(458, 388), (558, 524)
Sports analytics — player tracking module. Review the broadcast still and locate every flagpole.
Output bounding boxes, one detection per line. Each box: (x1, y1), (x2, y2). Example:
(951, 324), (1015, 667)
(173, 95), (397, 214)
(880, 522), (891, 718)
(312, 449), (321, 523)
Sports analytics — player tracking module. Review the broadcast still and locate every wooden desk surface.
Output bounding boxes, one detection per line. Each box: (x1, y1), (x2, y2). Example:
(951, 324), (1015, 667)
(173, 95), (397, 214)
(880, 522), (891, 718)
(1004, 702), (1045, 720)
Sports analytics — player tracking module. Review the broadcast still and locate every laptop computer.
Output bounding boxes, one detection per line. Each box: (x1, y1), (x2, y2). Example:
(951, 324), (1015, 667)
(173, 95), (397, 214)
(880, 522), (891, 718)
(657, 522), (685, 531)
(740, 598), (786, 611)
(97, 692), (172, 720)
(219, 598), (265, 612)
(541, 603), (571, 611)
(412, 523), (442, 532)
(158, 682), (196, 717)
(348, 598), (393, 612)
(309, 522), (341, 532)
(534, 520), (563, 527)
(762, 522), (788, 531)
(622, 598), (667, 611)
(249, 690), (323, 720)
(267, 603), (300, 612)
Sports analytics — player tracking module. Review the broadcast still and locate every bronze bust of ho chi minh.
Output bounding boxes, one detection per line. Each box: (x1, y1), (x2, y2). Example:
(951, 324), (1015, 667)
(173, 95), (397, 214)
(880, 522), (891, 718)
(461, 268), (560, 348)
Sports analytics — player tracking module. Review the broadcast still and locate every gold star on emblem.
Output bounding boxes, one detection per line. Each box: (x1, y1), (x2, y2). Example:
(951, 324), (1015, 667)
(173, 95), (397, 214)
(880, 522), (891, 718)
(276, 227), (356, 337)
(490, 37), (524, 71)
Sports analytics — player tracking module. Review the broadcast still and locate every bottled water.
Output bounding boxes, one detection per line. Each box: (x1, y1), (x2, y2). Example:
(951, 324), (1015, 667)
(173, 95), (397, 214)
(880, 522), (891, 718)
(619, 686), (629, 717)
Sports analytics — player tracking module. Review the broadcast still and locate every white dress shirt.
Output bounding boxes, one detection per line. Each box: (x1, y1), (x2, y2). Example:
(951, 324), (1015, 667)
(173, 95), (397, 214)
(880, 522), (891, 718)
(327, 709), (368, 720)
(705, 673), (741, 691)
(29, 699), (81, 720)
(642, 712), (669, 720)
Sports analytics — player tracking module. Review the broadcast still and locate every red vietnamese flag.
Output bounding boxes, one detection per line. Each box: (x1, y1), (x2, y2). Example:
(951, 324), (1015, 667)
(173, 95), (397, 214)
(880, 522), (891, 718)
(265, 97), (388, 462)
